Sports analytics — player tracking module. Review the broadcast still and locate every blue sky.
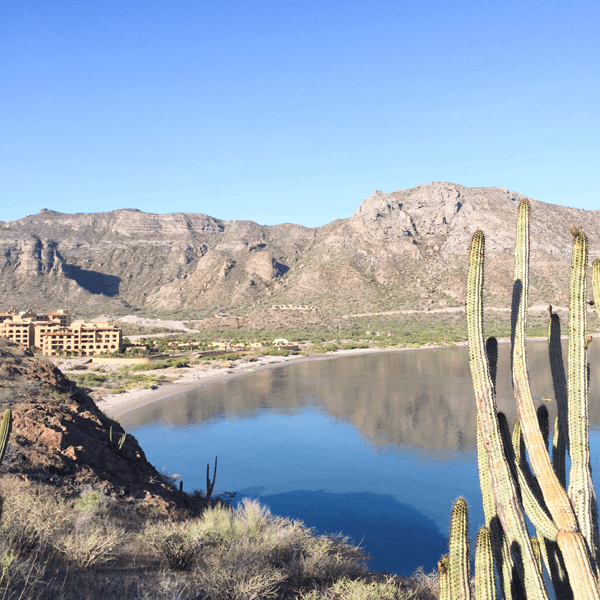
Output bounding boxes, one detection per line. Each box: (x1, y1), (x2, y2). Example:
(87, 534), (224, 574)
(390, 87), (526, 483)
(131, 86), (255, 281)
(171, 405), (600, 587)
(2, 0), (599, 227)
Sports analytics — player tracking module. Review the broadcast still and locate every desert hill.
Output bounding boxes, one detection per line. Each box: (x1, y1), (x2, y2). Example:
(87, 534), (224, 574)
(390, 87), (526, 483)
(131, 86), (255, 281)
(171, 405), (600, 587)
(0, 337), (196, 514)
(1, 182), (599, 327)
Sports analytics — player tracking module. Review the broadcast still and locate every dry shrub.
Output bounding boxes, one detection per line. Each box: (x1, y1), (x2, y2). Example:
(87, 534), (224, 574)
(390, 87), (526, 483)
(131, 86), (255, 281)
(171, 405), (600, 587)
(0, 553), (53, 600)
(407, 567), (439, 600)
(143, 520), (202, 571)
(284, 532), (371, 590)
(136, 569), (191, 600)
(154, 531), (199, 571)
(297, 569), (439, 600)
(0, 476), (71, 547)
(53, 518), (125, 569)
(195, 540), (286, 600)
(143, 498), (376, 600)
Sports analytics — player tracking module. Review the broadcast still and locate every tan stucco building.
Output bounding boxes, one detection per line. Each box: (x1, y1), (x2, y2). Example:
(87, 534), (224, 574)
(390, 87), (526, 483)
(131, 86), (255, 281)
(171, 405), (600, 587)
(0, 309), (122, 356)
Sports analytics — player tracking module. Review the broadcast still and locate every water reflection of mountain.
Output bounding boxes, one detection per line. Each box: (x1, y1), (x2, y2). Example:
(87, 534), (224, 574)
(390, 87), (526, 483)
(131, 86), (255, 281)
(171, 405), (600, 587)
(123, 342), (600, 452)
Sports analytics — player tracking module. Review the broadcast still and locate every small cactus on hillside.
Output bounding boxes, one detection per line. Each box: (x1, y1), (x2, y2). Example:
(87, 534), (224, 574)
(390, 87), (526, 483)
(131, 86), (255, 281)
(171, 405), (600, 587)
(206, 455), (217, 498)
(0, 409), (11, 466)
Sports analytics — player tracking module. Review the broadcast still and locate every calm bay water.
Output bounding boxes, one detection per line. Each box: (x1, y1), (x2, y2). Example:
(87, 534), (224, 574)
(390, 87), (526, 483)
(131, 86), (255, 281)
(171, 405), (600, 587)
(122, 341), (600, 576)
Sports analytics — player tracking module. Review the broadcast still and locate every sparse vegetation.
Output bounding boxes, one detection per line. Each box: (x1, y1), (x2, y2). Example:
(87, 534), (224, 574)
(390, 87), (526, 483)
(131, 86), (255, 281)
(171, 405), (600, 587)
(117, 323), (182, 336)
(0, 478), (436, 599)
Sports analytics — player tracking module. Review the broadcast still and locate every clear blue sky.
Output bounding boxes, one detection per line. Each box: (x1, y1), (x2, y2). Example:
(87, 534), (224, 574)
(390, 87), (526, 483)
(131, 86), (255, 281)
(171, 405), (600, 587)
(2, 0), (599, 227)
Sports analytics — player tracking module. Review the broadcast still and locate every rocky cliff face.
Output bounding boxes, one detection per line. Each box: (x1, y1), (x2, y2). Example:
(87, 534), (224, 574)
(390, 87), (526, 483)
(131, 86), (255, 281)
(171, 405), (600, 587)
(1, 182), (599, 323)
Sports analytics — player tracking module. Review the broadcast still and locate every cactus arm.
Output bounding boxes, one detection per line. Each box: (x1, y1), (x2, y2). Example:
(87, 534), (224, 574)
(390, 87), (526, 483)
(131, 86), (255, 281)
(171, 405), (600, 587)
(567, 233), (600, 566)
(439, 556), (450, 600)
(0, 409), (11, 465)
(557, 532), (600, 599)
(477, 424), (496, 526)
(593, 260), (600, 322)
(448, 497), (471, 600)
(511, 200), (579, 533)
(467, 230), (549, 600)
(531, 537), (543, 574)
(500, 416), (558, 542)
(511, 206), (600, 598)
(477, 424), (519, 599)
(552, 415), (566, 488)
(475, 527), (496, 600)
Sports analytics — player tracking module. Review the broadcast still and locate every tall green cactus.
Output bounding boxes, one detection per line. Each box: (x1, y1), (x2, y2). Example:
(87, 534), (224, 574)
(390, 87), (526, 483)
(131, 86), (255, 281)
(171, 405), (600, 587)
(455, 200), (600, 599)
(0, 409), (11, 466)
(467, 228), (549, 600)
(475, 526), (496, 600)
(566, 232), (600, 570)
(438, 555), (450, 600)
(593, 259), (600, 317)
(448, 497), (471, 600)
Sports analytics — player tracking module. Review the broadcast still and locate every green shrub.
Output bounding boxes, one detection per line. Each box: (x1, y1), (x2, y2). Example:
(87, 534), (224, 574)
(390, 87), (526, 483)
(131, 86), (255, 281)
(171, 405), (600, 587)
(260, 348), (299, 356)
(131, 358), (190, 372)
(340, 342), (371, 350)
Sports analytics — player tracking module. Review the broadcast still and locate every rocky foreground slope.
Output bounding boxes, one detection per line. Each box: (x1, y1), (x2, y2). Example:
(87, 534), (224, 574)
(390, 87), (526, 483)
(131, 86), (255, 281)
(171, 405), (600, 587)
(0, 337), (195, 514)
(1, 182), (599, 326)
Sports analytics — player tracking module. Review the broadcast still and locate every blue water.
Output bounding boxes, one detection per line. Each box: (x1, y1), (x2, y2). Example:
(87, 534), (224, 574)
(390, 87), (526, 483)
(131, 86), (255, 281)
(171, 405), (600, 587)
(123, 342), (600, 576)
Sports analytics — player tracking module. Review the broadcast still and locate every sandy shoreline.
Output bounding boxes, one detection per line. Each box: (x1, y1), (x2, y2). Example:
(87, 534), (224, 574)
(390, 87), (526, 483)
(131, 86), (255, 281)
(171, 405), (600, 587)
(96, 344), (466, 419)
(94, 335), (559, 420)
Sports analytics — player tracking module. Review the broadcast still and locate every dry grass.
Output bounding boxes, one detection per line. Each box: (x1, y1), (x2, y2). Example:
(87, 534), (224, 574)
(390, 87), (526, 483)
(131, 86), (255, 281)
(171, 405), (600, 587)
(0, 479), (439, 600)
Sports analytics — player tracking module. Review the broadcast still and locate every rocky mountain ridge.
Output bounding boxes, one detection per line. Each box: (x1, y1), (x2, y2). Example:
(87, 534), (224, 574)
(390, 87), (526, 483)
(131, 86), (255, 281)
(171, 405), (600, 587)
(1, 182), (599, 327)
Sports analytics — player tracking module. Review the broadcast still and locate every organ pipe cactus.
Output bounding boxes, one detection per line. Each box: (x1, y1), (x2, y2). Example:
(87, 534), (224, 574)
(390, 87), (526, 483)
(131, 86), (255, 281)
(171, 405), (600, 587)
(456, 199), (600, 599)
(438, 555), (450, 600)
(467, 227), (548, 599)
(448, 497), (471, 600)
(593, 259), (600, 317)
(0, 409), (11, 465)
(475, 526), (496, 600)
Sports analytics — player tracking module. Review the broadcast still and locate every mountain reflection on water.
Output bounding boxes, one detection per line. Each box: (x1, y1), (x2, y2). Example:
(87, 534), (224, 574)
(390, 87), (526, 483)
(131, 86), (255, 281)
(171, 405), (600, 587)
(122, 340), (600, 576)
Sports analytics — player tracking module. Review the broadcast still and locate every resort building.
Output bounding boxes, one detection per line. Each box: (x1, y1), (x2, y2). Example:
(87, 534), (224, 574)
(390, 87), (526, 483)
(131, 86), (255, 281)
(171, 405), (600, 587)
(0, 308), (122, 356)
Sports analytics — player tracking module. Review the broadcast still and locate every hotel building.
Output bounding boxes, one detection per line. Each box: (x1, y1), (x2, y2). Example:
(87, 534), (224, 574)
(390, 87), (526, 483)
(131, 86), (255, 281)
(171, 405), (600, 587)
(0, 309), (122, 356)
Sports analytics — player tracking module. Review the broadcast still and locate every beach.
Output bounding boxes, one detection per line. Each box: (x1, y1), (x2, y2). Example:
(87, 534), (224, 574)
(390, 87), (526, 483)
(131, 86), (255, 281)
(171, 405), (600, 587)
(95, 345), (468, 419)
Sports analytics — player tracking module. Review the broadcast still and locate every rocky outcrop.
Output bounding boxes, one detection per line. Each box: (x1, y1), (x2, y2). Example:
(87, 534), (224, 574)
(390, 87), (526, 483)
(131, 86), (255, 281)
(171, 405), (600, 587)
(0, 339), (196, 514)
(1, 182), (599, 322)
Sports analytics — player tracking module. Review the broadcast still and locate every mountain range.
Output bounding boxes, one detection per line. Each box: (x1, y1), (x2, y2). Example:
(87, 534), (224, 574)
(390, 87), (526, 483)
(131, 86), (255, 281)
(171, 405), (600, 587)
(2, 181), (599, 329)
